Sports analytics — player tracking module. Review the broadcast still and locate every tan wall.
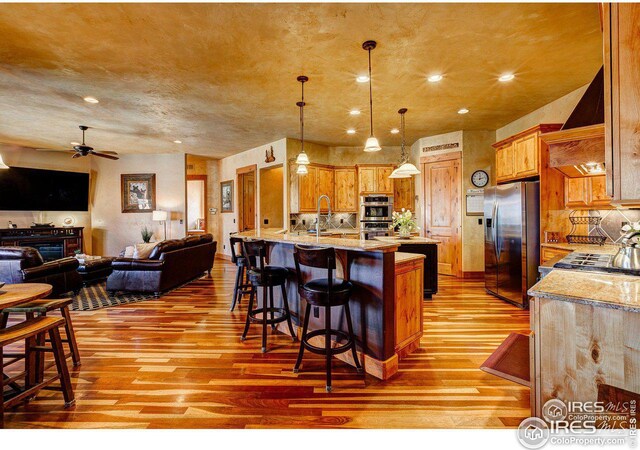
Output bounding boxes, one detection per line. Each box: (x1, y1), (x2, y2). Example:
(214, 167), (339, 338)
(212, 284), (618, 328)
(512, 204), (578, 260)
(0, 145), (93, 252)
(259, 165), (284, 228)
(91, 153), (186, 256)
(462, 130), (496, 273)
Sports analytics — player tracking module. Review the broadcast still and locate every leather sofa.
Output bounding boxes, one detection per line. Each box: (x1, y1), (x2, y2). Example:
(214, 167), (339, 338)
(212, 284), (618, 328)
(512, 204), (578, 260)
(0, 247), (83, 297)
(106, 234), (216, 296)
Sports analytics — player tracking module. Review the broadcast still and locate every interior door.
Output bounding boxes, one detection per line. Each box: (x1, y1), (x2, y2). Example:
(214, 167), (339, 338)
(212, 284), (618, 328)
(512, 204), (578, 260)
(483, 187), (498, 295)
(422, 153), (461, 276)
(496, 183), (524, 305)
(238, 168), (256, 231)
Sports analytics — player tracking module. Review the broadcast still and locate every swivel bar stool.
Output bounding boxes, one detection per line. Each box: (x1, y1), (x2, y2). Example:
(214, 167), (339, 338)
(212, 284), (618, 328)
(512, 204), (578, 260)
(292, 244), (362, 392)
(229, 235), (252, 312)
(241, 239), (296, 353)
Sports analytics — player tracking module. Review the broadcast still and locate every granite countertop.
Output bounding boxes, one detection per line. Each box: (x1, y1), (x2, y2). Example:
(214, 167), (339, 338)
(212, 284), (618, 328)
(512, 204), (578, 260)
(529, 269), (640, 312)
(374, 236), (440, 244)
(395, 252), (426, 264)
(541, 242), (620, 255)
(234, 229), (398, 253)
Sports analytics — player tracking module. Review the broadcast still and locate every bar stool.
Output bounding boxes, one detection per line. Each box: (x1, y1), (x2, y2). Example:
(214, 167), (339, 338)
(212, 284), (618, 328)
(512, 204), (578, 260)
(229, 236), (252, 312)
(1, 316), (75, 428)
(1, 298), (81, 368)
(293, 244), (362, 392)
(241, 239), (296, 353)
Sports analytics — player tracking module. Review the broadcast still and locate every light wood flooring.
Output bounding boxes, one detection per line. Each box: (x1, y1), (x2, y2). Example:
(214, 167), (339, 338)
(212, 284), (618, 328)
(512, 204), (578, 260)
(3, 259), (531, 428)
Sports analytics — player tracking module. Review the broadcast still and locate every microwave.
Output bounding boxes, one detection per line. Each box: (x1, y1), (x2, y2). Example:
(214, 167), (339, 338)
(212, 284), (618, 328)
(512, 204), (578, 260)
(360, 195), (393, 222)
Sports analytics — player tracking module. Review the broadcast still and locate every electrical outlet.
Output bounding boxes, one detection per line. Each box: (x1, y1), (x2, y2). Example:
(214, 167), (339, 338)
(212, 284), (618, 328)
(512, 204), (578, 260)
(290, 219), (296, 226)
(302, 219), (306, 225)
(264, 219), (269, 225)
(478, 218), (483, 225)
(340, 219), (344, 224)
(223, 244), (226, 250)
(233, 218), (236, 224)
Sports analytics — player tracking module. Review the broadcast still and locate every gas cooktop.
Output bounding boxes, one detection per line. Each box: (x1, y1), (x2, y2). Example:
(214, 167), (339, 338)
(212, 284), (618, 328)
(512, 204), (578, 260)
(554, 252), (640, 276)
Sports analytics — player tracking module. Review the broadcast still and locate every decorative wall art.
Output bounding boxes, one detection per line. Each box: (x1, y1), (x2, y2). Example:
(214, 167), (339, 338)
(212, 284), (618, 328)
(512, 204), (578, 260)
(221, 180), (234, 213)
(121, 173), (156, 213)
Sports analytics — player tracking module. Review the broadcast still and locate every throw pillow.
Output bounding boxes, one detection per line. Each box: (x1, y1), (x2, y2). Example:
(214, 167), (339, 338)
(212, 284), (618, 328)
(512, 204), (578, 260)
(123, 246), (135, 258)
(133, 242), (157, 260)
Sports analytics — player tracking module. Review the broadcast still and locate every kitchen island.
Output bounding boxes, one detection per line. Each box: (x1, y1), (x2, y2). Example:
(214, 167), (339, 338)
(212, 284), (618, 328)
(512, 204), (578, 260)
(234, 229), (425, 379)
(528, 268), (640, 418)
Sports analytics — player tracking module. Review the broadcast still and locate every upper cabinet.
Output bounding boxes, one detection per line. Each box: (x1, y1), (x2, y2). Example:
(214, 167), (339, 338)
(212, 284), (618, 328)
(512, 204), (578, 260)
(493, 124), (562, 184)
(357, 165), (395, 194)
(604, 3), (640, 207)
(393, 177), (415, 212)
(334, 167), (358, 212)
(298, 164), (319, 212)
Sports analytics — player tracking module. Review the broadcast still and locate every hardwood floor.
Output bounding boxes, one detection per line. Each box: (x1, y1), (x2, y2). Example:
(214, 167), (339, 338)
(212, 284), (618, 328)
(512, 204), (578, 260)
(3, 259), (531, 429)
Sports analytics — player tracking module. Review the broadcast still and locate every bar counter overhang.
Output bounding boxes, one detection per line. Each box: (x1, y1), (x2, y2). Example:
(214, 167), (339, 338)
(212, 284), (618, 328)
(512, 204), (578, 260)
(234, 230), (426, 380)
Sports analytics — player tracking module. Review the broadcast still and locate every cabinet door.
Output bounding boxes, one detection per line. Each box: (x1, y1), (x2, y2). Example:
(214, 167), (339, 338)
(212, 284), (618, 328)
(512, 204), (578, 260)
(589, 175), (613, 208)
(564, 177), (590, 209)
(513, 133), (539, 178)
(393, 177), (414, 212)
(317, 167), (334, 212)
(334, 168), (357, 212)
(376, 166), (394, 193)
(358, 167), (376, 193)
(605, 3), (640, 206)
(496, 144), (514, 182)
(298, 165), (318, 212)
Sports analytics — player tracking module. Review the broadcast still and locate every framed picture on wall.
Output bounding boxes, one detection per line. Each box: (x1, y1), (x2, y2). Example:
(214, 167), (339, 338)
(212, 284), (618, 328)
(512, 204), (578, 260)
(121, 173), (156, 213)
(220, 180), (233, 213)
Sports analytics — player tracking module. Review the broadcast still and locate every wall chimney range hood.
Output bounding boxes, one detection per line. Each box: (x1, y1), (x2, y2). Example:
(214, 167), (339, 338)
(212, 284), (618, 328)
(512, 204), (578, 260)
(541, 67), (606, 178)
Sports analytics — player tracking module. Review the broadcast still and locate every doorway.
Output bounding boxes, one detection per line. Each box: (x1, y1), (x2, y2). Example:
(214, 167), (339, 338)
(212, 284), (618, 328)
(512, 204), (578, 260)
(259, 164), (284, 229)
(186, 175), (207, 235)
(237, 165), (257, 232)
(421, 151), (462, 277)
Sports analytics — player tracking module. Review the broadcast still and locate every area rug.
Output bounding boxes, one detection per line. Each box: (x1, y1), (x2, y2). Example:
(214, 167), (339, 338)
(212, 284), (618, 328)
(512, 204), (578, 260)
(68, 282), (158, 311)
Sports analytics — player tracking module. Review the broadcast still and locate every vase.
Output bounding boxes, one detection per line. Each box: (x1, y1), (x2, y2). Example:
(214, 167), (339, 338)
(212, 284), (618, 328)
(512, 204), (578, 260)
(398, 226), (412, 238)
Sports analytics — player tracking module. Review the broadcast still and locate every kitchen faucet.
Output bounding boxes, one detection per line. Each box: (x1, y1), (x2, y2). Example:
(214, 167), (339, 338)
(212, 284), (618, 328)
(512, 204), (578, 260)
(316, 194), (332, 239)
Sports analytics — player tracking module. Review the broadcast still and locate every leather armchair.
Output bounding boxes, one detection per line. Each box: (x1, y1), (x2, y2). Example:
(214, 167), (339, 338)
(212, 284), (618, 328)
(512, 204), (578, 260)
(106, 234), (216, 296)
(0, 247), (83, 297)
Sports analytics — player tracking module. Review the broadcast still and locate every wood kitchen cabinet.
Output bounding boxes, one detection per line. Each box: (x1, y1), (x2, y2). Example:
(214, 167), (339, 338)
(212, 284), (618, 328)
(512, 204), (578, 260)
(604, 3), (640, 207)
(495, 143), (514, 182)
(357, 164), (395, 194)
(513, 133), (539, 178)
(564, 175), (612, 209)
(297, 164), (333, 212)
(317, 167), (334, 209)
(393, 177), (415, 212)
(334, 167), (358, 212)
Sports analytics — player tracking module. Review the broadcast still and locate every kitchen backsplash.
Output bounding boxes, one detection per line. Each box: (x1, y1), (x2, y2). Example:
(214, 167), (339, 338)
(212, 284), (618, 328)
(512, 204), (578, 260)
(290, 213), (358, 231)
(588, 209), (640, 244)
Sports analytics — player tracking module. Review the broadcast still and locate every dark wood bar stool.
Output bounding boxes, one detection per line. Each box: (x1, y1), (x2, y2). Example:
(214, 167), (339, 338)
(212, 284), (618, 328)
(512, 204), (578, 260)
(229, 235), (252, 312)
(1, 316), (75, 428)
(241, 239), (296, 353)
(1, 298), (81, 367)
(293, 244), (362, 392)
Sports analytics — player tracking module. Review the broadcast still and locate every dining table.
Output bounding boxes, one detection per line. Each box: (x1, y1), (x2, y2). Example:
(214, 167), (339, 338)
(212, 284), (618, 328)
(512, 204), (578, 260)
(0, 282), (53, 427)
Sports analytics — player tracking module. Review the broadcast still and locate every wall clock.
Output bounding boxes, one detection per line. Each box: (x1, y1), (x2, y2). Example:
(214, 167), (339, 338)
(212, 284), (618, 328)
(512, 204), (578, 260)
(471, 170), (489, 188)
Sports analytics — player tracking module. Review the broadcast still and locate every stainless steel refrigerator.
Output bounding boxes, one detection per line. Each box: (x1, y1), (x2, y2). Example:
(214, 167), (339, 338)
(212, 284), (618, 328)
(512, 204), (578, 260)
(484, 181), (540, 307)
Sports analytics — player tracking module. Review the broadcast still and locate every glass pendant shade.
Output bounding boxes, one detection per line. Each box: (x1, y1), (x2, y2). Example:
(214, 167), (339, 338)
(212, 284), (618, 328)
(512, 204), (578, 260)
(388, 168), (410, 178)
(397, 162), (420, 175)
(0, 155), (8, 169)
(364, 136), (381, 152)
(295, 151), (310, 165)
(296, 164), (308, 175)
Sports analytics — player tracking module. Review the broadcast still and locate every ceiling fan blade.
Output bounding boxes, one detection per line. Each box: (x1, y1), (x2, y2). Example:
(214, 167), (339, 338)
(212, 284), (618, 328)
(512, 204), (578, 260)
(90, 151), (119, 160)
(71, 152), (82, 159)
(100, 151), (119, 155)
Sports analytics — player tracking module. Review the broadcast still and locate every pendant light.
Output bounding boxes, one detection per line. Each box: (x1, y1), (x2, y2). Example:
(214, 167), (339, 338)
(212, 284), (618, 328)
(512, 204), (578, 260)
(362, 41), (381, 152)
(295, 75), (310, 173)
(0, 154), (8, 169)
(389, 108), (420, 178)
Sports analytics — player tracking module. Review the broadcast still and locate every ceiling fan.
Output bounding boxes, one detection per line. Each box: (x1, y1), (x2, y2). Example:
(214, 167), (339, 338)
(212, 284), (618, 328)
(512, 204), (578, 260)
(69, 125), (119, 160)
(35, 125), (119, 160)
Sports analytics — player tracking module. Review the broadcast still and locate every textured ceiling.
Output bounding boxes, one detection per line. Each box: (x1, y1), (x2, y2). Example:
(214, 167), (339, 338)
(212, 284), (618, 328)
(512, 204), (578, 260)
(0, 3), (602, 158)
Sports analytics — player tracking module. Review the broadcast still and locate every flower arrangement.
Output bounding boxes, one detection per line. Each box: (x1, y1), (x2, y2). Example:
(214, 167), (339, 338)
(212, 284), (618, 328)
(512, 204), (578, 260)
(141, 226), (153, 243)
(392, 209), (417, 238)
(621, 221), (640, 247)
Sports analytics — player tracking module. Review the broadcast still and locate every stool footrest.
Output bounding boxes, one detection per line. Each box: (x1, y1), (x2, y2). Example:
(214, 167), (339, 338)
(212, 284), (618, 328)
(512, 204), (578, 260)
(248, 307), (290, 325)
(302, 329), (355, 356)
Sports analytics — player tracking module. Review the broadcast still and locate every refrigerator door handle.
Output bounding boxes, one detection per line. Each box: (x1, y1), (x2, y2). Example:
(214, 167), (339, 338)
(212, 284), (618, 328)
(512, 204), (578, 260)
(492, 201), (499, 259)
(494, 203), (501, 258)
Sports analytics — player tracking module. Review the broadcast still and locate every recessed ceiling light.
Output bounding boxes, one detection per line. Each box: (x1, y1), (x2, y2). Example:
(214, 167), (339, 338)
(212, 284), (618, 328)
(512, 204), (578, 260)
(346, 129), (356, 134)
(356, 75), (370, 83)
(173, 140), (182, 144)
(349, 109), (361, 115)
(70, 141), (80, 146)
(390, 128), (400, 134)
(498, 73), (515, 82)
(427, 74), (443, 83)
(83, 96), (99, 104)
(458, 108), (469, 114)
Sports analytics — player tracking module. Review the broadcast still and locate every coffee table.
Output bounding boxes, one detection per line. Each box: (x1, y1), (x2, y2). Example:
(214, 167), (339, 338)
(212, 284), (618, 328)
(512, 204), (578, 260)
(76, 257), (114, 286)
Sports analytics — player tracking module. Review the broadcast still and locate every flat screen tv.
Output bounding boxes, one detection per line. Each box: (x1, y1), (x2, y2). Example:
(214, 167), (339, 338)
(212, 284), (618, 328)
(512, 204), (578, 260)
(0, 166), (89, 211)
